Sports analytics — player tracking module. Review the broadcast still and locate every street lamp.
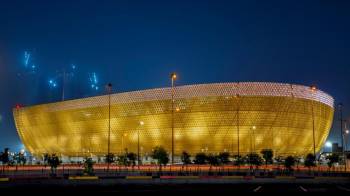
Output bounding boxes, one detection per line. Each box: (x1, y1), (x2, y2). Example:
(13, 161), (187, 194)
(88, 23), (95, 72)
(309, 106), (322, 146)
(235, 94), (240, 158)
(170, 72), (177, 164)
(106, 83), (112, 172)
(310, 86), (317, 162)
(252, 126), (256, 153)
(345, 122), (349, 147)
(138, 121), (144, 167)
(122, 133), (128, 153)
(338, 103), (347, 171)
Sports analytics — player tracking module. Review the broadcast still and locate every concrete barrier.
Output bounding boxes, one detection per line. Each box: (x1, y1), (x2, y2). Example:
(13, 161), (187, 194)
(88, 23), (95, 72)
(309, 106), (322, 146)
(68, 176), (99, 180)
(0, 178), (9, 182)
(126, 176), (153, 180)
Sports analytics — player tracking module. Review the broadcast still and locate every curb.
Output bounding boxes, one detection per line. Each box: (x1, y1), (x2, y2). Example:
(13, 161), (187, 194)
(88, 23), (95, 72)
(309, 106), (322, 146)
(0, 178), (9, 182)
(68, 176), (99, 180)
(125, 176), (153, 180)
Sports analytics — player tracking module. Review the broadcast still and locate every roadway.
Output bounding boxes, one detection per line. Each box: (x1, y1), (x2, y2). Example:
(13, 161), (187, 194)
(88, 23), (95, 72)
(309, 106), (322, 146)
(1, 178), (350, 193)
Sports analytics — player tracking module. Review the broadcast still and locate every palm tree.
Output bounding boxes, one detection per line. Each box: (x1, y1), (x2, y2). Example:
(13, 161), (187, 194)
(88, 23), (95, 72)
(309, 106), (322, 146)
(233, 154), (244, 168)
(304, 153), (316, 173)
(284, 156), (295, 173)
(274, 156), (284, 170)
(207, 154), (220, 172)
(326, 153), (340, 172)
(260, 149), (273, 169)
(83, 157), (94, 175)
(117, 154), (128, 167)
(105, 153), (115, 164)
(181, 151), (191, 170)
(151, 146), (169, 172)
(218, 152), (230, 165)
(127, 152), (137, 170)
(47, 154), (60, 176)
(194, 153), (207, 165)
(0, 148), (9, 165)
(247, 153), (263, 171)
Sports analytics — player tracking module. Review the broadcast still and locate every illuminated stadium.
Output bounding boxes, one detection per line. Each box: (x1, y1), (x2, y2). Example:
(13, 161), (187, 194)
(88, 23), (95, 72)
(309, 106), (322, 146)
(13, 82), (334, 160)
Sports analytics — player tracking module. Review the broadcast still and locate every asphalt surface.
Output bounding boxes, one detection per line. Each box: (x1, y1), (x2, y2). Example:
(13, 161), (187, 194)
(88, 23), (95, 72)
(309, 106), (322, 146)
(1, 179), (350, 193)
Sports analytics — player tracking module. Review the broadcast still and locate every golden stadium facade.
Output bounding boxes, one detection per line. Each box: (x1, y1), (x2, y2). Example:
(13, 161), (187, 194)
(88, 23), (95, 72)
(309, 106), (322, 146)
(13, 82), (334, 159)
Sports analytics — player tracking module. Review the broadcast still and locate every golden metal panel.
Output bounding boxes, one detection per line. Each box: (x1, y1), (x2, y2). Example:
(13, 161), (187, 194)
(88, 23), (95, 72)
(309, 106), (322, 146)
(13, 82), (334, 157)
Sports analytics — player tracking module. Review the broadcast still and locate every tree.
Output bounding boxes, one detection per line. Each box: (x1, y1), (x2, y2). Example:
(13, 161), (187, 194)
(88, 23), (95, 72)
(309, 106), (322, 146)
(83, 157), (94, 175)
(151, 146), (169, 171)
(127, 152), (137, 167)
(304, 153), (316, 170)
(207, 154), (220, 171)
(43, 153), (49, 165)
(284, 156), (295, 171)
(0, 148), (9, 165)
(247, 153), (263, 169)
(181, 151), (192, 165)
(117, 154), (128, 166)
(326, 153), (339, 171)
(260, 149), (273, 168)
(233, 155), (245, 166)
(295, 156), (301, 170)
(47, 154), (60, 175)
(218, 152), (230, 164)
(116, 152), (137, 168)
(15, 152), (27, 165)
(194, 153), (207, 165)
(105, 153), (115, 164)
(274, 156), (284, 169)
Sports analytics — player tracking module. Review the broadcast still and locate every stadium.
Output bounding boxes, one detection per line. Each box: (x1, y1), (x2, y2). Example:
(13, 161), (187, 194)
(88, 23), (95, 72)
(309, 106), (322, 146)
(13, 82), (334, 161)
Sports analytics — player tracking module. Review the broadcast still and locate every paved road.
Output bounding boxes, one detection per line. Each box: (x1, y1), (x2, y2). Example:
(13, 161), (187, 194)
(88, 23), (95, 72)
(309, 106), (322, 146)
(1, 179), (350, 193)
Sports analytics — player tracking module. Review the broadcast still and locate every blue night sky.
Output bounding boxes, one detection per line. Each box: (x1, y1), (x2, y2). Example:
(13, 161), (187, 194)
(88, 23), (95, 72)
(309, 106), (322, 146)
(0, 0), (349, 152)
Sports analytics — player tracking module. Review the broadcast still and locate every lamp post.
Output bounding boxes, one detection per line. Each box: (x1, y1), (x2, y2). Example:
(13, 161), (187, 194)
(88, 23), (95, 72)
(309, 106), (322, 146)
(121, 133), (128, 154)
(310, 86), (317, 163)
(339, 103), (346, 171)
(345, 122), (349, 152)
(170, 72), (177, 164)
(107, 83), (112, 172)
(252, 126), (256, 153)
(235, 94), (240, 158)
(248, 125), (256, 173)
(345, 122), (349, 170)
(138, 121), (144, 167)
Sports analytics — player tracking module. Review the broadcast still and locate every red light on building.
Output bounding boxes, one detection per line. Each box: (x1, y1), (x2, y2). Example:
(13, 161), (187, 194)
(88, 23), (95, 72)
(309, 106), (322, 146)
(15, 104), (22, 109)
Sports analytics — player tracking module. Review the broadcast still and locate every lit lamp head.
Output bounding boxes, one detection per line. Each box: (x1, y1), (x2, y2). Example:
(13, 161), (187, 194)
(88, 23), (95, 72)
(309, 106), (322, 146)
(139, 121), (144, 126)
(325, 141), (332, 148)
(310, 85), (317, 92)
(175, 107), (180, 112)
(346, 129), (349, 134)
(170, 72), (177, 80)
(252, 126), (256, 130)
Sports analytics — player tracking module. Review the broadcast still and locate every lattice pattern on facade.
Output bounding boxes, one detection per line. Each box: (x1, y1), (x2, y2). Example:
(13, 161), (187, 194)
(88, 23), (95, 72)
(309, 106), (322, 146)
(13, 82), (334, 158)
